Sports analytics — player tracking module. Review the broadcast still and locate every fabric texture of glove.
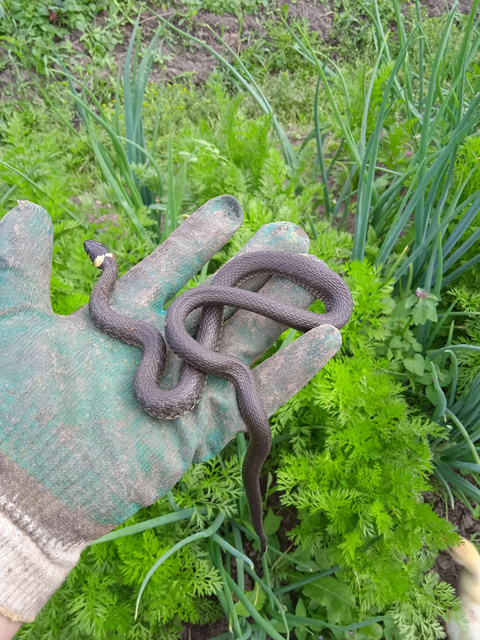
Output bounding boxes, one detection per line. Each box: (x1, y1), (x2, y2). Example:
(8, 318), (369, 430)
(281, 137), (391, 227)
(0, 196), (342, 622)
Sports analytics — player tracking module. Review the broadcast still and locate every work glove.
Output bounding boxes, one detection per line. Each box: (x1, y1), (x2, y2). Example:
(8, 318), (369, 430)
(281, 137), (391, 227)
(0, 196), (342, 623)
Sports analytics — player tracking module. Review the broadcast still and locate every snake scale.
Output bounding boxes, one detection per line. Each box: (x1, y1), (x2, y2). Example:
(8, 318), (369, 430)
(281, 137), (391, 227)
(84, 240), (353, 555)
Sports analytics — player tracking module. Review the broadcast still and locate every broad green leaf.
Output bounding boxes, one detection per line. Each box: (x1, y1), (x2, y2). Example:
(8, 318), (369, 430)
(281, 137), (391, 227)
(354, 622), (384, 639)
(295, 598), (307, 617)
(264, 508), (283, 535)
(295, 598), (308, 640)
(384, 616), (396, 640)
(314, 548), (334, 570)
(412, 298), (438, 325)
(404, 293), (418, 310)
(296, 560), (321, 573)
(391, 298), (411, 318)
(426, 383), (444, 408)
(303, 576), (355, 624)
(389, 335), (405, 349)
(404, 354), (425, 376)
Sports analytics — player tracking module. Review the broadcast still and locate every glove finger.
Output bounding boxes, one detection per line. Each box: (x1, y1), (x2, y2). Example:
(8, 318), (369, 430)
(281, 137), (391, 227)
(111, 195), (243, 315)
(253, 324), (342, 417)
(223, 220), (310, 295)
(0, 201), (54, 314)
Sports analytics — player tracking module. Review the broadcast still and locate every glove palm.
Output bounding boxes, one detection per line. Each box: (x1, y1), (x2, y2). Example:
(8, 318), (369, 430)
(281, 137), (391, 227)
(0, 197), (341, 622)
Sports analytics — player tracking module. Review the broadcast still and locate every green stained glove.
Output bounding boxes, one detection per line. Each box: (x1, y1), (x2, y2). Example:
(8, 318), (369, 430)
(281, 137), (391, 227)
(0, 196), (342, 623)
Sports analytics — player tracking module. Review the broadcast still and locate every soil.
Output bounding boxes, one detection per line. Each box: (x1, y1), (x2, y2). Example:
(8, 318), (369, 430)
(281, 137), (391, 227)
(67, 0), (337, 88)
(422, 0), (474, 16)
(4, 0), (473, 94)
(180, 613), (229, 640)
(102, 0), (475, 84)
(95, 0), (476, 85)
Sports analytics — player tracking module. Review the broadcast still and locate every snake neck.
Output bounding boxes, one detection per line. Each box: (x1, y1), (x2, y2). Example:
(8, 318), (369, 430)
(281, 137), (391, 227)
(89, 258), (119, 326)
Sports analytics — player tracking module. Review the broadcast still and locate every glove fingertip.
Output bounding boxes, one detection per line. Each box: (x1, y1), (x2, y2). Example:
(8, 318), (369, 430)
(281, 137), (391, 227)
(253, 324), (342, 417)
(242, 221), (310, 255)
(1, 200), (53, 234)
(0, 201), (54, 313)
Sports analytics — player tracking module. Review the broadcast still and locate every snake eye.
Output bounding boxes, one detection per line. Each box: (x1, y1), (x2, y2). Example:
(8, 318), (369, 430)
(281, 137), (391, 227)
(84, 240), (111, 265)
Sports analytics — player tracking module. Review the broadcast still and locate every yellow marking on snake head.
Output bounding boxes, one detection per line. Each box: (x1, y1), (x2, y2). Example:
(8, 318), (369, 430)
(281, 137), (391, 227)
(93, 252), (114, 268)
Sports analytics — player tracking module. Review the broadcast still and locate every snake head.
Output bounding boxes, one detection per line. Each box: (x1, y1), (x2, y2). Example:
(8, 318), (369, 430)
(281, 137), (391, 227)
(84, 240), (115, 269)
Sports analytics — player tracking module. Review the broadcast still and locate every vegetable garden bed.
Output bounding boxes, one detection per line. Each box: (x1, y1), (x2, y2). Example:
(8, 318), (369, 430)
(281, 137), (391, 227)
(1, 1), (480, 639)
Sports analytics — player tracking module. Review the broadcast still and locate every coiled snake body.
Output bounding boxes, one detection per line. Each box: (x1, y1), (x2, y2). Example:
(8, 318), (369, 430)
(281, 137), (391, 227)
(84, 240), (353, 554)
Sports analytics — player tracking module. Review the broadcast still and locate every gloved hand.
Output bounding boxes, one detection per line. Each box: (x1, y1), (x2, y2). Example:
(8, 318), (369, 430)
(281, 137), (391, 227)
(0, 196), (342, 624)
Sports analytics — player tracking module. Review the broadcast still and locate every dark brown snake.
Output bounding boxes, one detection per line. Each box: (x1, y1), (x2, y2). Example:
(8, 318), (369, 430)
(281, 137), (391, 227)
(84, 240), (353, 555)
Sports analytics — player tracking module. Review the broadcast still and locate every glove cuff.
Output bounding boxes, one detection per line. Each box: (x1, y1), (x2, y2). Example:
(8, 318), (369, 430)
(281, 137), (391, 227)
(0, 510), (85, 622)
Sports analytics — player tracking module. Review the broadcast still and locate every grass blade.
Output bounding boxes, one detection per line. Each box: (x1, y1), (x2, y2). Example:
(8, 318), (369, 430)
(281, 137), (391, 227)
(88, 508), (202, 545)
(431, 363), (447, 423)
(354, 31), (416, 260)
(211, 533), (254, 570)
(224, 573), (286, 640)
(135, 513), (225, 618)
(442, 252), (480, 286)
(152, 10), (298, 170)
(436, 460), (480, 503)
(271, 611), (386, 633)
(314, 76), (330, 217)
(209, 538), (243, 639)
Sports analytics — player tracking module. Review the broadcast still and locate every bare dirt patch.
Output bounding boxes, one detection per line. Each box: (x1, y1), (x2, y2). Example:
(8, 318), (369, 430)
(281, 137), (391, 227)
(422, 0), (473, 16)
(56, 1), (336, 86)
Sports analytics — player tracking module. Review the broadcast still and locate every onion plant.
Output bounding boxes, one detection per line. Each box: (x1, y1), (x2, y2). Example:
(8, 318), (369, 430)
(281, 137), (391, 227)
(429, 347), (480, 513)
(60, 15), (187, 243)
(156, 0), (480, 295)
(149, 8), (301, 173)
(288, 0), (480, 294)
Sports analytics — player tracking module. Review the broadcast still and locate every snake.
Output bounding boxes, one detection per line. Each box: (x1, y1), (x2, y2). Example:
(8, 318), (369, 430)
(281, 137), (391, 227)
(84, 240), (353, 555)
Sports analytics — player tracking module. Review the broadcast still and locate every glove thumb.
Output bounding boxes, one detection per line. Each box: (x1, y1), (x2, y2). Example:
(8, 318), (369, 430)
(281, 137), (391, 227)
(0, 201), (54, 315)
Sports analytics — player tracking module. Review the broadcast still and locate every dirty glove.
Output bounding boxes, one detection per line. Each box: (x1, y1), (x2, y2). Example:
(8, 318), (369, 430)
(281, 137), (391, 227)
(0, 196), (342, 622)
